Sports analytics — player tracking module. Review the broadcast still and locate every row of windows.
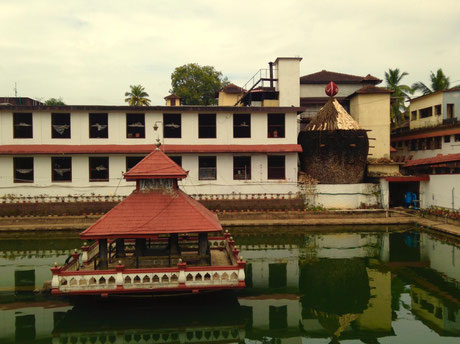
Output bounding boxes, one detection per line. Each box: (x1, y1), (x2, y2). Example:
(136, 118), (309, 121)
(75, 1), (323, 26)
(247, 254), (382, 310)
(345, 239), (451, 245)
(394, 134), (460, 151)
(12, 113), (286, 139)
(12, 155), (287, 183)
(410, 103), (455, 121)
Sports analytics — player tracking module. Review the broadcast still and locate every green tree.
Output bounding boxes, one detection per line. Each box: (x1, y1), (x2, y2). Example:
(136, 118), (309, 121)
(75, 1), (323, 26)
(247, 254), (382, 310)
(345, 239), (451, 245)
(412, 69), (451, 95)
(44, 97), (66, 106)
(170, 63), (228, 105)
(384, 68), (413, 125)
(124, 85), (151, 106)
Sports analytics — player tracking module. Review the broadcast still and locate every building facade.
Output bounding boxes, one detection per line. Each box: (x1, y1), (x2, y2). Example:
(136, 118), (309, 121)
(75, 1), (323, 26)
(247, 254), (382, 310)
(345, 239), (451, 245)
(0, 105), (302, 197)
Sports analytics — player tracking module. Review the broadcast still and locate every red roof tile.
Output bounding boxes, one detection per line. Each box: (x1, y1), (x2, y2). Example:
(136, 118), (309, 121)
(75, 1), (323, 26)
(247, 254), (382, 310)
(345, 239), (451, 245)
(0, 144), (302, 155)
(80, 189), (222, 239)
(391, 127), (460, 142)
(124, 148), (187, 180)
(221, 83), (245, 94)
(300, 70), (381, 85)
(352, 86), (393, 95)
(404, 153), (460, 167)
(164, 94), (181, 100)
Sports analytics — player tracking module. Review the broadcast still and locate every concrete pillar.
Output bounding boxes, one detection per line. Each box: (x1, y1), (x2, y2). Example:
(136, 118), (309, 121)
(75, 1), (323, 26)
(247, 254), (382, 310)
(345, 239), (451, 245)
(99, 239), (108, 270)
(115, 239), (125, 257)
(169, 233), (179, 255)
(199, 232), (208, 256)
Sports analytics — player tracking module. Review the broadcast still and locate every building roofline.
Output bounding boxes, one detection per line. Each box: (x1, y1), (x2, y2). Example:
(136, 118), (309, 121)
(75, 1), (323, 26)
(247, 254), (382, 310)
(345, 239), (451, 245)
(409, 87), (460, 103)
(274, 57), (303, 64)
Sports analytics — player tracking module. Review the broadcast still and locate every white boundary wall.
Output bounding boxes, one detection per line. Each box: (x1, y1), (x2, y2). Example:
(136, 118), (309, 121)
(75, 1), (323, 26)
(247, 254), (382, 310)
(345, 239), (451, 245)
(420, 174), (460, 210)
(302, 183), (381, 209)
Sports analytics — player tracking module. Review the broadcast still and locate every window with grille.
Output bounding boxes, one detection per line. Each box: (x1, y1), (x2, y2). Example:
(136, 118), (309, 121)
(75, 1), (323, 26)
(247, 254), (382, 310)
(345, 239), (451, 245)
(268, 113), (285, 138)
(233, 156), (251, 180)
(199, 156), (216, 180)
(268, 155), (285, 179)
(233, 114), (251, 138)
(198, 114), (216, 138)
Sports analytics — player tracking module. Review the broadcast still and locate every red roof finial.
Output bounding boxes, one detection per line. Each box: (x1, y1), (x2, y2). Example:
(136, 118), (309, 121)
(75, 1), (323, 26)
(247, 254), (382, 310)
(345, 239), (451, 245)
(325, 81), (338, 97)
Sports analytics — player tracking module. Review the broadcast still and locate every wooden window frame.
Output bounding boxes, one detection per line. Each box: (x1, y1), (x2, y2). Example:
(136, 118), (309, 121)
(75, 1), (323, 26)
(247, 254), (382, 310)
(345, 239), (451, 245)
(198, 156), (216, 180)
(267, 155), (285, 180)
(51, 113), (71, 139)
(51, 157), (72, 182)
(13, 113), (33, 139)
(267, 113), (285, 138)
(13, 157), (34, 183)
(198, 114), (216, 139)
(89, 113), (109, 139)
(233, 114), (251, 138)
(89, 157), (109, 182)
(163, 114), (182, 138)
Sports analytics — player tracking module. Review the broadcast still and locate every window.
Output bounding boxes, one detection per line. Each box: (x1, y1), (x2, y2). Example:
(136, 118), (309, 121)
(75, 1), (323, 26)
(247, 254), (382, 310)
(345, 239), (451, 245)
(199, 156), (216, 180)
(198, 114), (216, 138)
(89, 157), (109, 181)
(435, 105), (442, 116)
(434, 136), (442, 149)
(51, 113), (70, 139)
(411, 111), (417, 121)
(269, 305), (288, 330)
(419, 107), (433, 118)
(268, 113), (285, 138)
(418, 139), (426, 150)
(233, 156), (251, 180)
(233, 114), (251, 138)
(455, 134), (460, 142)
(447, 104), (454, 119)
(410, 140), (417, 151)
(169, 156), (182, 167)
(126, 156), (145, 172)
(269, 263), (287, 289)
(170, 98), (176, 106)
(163, 114), (181, 138)
(126, 113), (145, 138)
(13, 113), (33, 138)
(445, 135), (451, 143)
(426, 138), (432, 150)
(89, 113), (108, 138)
(52, 157), (72, 182)
(268, 155), (285, 179)
(13, 157), (33, 183)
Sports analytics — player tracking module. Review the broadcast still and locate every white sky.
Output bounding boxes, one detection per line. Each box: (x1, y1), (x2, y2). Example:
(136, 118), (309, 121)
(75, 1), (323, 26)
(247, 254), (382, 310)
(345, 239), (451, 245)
(1, 0), (459, 105)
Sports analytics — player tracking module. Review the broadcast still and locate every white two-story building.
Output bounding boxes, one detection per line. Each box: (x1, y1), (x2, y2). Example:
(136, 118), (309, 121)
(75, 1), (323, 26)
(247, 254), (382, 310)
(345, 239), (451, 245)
(0, 104), (303, 197)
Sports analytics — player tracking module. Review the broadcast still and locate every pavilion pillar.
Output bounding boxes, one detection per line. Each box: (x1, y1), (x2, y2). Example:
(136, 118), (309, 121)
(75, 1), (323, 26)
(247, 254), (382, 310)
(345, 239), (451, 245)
(198, 232), (208, 256)
(135, 239), (146, 257)
(98, 239), (108, 270)
(169, 233), (179, 255)
(115, 239), (125, 257)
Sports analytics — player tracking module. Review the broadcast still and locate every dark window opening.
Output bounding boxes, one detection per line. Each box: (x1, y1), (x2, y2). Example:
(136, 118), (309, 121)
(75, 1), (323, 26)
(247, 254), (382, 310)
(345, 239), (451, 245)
(164, 114), (181, 138)
(418, 139), (425, 150)
(199, 156), (216, 180)
(269, 263), (287, 289)
(268, 113), (285, 138)
(426, 138), (432, 150)
(126, 156), (145, 172)
(233, 156), (251, 180)
(15, 314), (36, 341)
(233, 114), (251, 138)
(447, 104), (454, 119)
(51, 113), (70, 138)
(445, 135), (451, 143)
(13, 113), (33, 138)
(15, 269), (35, 294)
(411, 111), (417, 121)
(410, 140), (417, 151)
(419, 107), (433, 118)
(170, 98), (176, 106)
(14, 157), (33, 183)
(89, 113), (108, 138)
(434, 136), (442, 149)
(127, 113), (145, 138)
(168, 155), (182, 167)
(244, 263), (253, 288)
(269, 305), (288, 330)
(455, 134), (460, 142)
(268, 155), (285, 180)
(199, 114), (216, 138)
(52, 157), (72, 182)
(435, 104), (442, 116)
(89, 157), (109, 181)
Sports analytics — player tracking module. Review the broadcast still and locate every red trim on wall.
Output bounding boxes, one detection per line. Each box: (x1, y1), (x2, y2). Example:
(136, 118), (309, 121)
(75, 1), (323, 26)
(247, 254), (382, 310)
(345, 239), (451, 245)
(391, 128), (460, 142)
(385, 176), (430, 182)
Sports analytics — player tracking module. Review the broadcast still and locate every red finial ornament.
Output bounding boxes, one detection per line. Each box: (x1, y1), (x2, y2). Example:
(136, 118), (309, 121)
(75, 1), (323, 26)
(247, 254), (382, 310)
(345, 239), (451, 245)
(325, 81), (338, 97)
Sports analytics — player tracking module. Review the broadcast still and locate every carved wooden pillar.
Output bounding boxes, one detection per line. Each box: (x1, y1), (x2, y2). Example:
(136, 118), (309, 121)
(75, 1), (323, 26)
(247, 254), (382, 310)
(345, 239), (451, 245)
(169, 233), (179, 255)
(135, 239), (146, 257)
(115, 238), (125, 257)
(198, 232), (208, 256)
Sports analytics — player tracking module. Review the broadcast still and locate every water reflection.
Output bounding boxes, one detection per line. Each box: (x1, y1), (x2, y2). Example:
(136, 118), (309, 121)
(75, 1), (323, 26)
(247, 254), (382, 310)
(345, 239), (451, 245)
(0, 228), (459, 343)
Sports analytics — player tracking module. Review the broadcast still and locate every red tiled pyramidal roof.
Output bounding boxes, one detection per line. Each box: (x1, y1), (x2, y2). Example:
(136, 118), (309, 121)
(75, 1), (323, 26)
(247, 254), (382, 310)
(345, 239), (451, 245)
(300, 70), (381, 85)
(80, 189), (222, 239)
(124, 148), (188, 180)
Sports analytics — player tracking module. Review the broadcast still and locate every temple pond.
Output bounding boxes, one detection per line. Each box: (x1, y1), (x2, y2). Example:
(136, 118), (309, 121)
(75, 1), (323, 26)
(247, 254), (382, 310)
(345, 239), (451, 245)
(0, 225), (459, 343)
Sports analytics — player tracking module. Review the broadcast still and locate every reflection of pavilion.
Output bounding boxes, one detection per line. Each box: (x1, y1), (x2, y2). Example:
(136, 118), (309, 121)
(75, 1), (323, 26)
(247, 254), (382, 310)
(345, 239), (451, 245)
(52, 297), (245, 344)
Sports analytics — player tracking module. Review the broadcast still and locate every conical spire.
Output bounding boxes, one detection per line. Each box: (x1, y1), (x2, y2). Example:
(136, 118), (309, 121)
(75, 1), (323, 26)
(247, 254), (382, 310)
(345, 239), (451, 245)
(304, 98), (362, 131)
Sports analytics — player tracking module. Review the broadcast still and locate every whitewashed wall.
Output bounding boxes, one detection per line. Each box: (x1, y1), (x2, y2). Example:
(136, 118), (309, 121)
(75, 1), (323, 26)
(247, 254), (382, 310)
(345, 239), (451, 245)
(420, 174), (460, 210)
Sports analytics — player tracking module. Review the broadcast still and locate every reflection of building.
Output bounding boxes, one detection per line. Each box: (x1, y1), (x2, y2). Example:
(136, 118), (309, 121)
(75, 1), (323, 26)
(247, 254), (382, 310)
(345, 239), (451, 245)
(0, 300), (72, 343)
(411, 286), (460, 336)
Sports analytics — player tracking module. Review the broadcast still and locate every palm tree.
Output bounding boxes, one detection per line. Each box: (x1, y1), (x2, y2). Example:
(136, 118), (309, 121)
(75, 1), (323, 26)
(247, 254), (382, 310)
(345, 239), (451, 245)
(124, 85), (151, 106)
(385, 68), (413, 125)
(412, 69), (451, 96)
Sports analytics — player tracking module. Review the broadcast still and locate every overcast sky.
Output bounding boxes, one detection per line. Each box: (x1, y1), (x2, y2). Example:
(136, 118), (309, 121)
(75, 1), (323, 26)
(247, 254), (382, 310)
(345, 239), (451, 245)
(1, 0), (459, 105)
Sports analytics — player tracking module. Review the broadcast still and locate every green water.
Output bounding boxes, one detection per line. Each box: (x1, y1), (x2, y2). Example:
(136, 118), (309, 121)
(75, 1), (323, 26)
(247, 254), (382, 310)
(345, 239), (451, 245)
(0, 227), (459, 343)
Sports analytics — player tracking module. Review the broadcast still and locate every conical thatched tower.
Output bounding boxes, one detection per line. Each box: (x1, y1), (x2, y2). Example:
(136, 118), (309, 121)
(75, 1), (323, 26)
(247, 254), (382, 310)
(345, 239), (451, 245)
(298, 88), (369, 184)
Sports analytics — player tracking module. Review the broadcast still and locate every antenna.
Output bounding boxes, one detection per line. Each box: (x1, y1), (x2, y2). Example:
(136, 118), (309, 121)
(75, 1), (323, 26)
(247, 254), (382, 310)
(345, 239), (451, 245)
(14, 82), (18, 97)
